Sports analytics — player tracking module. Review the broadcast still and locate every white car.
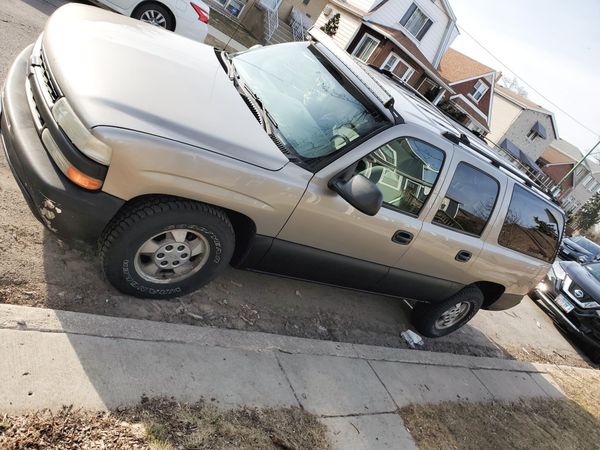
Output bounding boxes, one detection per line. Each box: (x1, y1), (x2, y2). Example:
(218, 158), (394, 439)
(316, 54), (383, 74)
(90, 0), (210, 42)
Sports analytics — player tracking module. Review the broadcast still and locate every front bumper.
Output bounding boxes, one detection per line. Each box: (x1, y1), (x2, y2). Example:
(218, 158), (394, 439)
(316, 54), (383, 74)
(0, 45), (124, 244)
(534, 278), (600, 349)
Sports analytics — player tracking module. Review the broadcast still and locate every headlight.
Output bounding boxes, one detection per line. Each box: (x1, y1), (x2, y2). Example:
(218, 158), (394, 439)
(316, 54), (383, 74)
(41, 129), (103, 190)
(549, 262), (566, 281)
(52, 98), (112, 165)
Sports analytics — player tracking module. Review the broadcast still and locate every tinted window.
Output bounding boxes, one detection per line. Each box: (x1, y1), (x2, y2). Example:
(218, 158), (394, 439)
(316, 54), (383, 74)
(356, 137), (445, 215)
(433, 163), (499, 236)
(499, 186), (561, 262)
(571, 236), (600, 254)
(586, 263), (600, 281)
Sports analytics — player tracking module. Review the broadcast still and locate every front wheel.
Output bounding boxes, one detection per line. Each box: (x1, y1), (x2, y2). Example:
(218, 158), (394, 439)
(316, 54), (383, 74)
(100, 197), (234, 299)
(133, 2), (175, 31)
(412, 286), (484, 338)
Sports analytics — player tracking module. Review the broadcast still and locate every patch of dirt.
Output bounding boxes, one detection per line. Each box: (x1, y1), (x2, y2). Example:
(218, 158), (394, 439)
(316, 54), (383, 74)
(504, 345), (592, 369)
(0, 399), (330, 450)
(400, 398), (600, 450)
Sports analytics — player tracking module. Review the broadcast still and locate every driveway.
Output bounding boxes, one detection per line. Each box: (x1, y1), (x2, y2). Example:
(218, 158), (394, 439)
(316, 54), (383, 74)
(0, 0), (592, 368)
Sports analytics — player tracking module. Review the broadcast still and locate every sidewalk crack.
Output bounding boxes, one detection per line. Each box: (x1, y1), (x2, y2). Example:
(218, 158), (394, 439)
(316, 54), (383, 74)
(366, 359), (400, 412)
(274, 352), (302, 409)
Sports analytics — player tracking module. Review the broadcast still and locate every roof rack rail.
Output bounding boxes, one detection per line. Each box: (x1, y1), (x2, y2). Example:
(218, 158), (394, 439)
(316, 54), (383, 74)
(441, 131), (559, 203)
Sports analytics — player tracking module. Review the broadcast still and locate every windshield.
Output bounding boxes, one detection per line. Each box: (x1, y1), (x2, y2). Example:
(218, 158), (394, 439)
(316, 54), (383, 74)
(571, 236), (600, 254)
(231, 43), (389, 165)
(586, 262), (600, 281)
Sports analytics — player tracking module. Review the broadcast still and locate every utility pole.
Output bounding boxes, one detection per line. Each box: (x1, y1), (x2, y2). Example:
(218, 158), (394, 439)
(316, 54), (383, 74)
(551, 138), (600, 197)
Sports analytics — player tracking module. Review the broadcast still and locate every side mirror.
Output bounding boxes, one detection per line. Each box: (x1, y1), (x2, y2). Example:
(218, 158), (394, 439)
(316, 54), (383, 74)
(329, 174), (383, 216)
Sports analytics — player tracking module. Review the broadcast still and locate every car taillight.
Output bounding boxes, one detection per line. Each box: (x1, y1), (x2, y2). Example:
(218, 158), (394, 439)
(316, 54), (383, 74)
(190, 2), (209, 23)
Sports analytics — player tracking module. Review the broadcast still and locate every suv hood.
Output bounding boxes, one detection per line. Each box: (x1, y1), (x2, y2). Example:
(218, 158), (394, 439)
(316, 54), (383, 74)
(42, 4), (288, 171)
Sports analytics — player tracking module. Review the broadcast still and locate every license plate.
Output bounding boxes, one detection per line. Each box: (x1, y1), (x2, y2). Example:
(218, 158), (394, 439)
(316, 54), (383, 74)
(555, 294), (574, 313)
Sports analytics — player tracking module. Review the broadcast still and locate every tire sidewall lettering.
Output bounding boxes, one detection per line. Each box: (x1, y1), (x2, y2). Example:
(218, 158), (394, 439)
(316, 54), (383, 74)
(121, 223), (223, 294)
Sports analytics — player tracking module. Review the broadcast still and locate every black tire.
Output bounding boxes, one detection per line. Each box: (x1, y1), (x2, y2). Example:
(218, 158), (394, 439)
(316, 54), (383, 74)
(99, 197), (234, 299)
(528, 289), (539, 301)
(132, 2), (175, 31)
(412, 286), (484, 338)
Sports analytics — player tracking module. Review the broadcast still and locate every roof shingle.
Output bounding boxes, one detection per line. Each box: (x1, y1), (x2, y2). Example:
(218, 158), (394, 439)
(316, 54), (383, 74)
(438, 48), (496, 83)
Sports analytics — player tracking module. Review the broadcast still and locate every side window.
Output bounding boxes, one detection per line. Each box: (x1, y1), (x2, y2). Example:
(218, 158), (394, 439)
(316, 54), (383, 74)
(356, 137), (445, 216)
(499, 186), (561, 262)
(433, 163), (499, 237)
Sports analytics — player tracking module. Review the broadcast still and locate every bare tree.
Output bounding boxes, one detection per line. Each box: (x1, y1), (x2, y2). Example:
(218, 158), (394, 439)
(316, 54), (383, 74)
(499, 75), (529, 98)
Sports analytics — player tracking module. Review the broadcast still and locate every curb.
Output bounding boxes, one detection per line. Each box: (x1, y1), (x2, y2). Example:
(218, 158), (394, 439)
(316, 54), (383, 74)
(0, 304), (551, 374)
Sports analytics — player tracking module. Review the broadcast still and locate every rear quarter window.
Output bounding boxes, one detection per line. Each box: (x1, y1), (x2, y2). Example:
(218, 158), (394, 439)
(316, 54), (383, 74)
(498, 185), (562, 262)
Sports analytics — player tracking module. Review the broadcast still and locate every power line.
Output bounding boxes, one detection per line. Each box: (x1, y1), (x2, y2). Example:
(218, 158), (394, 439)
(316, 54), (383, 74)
(456, 23), (600, 139)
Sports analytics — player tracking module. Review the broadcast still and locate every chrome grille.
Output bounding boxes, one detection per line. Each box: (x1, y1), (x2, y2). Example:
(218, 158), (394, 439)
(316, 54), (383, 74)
(39, 53), (59, 104)
(567, 281), (595, 303)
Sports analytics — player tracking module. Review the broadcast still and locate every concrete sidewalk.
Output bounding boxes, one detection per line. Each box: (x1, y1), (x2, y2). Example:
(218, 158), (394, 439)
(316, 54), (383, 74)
(0, 304), (565, 449)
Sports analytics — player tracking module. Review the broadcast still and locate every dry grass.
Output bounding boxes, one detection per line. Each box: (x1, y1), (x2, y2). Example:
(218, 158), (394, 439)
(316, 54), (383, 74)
(127, 398), (330, 450)
(0, 399), (330, 450)
(547, 366), (600, 421)
(400, 367), (600, 450)
(0, 406), (147, 449)
(400, 398), (600, 450)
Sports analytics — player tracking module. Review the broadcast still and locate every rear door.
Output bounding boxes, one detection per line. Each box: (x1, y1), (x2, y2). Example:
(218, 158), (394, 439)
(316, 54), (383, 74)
(256, 125), (453, 290)
(381, 146), (507, 299)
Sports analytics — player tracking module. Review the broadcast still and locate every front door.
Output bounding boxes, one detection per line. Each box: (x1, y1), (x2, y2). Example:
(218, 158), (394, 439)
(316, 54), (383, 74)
(256, 127), (452, 291)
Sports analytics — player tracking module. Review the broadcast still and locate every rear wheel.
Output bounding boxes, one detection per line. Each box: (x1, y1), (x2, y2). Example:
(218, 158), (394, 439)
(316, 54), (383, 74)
(99, 197), (234, 299)
(412, 286), (484, 337)
(133, 2), (175, 31)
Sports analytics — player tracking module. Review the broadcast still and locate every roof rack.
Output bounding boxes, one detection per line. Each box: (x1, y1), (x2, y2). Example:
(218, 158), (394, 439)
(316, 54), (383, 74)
(441, 131), (560, 204)
(365, 62), (562, 207)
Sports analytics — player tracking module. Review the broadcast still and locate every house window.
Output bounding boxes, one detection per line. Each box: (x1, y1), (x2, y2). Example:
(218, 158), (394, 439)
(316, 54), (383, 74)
(469, 80), (488, 103)
(583, 175), (593, 187)
(575, 166), (586, 177)
(526, 129), (539, 142)
(220, 0), (247, 17)
(400, 3), (433, 41)
(589, 180), (599, 192)
(381, 53), (415, 82)
(381, 53), (399, 71)
(352, 34), (380, 62)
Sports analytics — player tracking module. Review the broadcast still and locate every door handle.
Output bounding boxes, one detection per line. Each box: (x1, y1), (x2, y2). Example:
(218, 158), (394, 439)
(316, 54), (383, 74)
(392, 230), (414, 245)
(455, 250), (472, 262)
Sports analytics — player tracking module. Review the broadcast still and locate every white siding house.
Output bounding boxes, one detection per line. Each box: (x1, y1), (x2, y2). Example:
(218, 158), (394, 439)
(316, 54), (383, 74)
(315, 0), (458, 100)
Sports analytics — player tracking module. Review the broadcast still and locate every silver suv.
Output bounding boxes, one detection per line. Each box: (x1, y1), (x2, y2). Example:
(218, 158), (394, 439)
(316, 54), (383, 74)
(1, 5), (564, 337)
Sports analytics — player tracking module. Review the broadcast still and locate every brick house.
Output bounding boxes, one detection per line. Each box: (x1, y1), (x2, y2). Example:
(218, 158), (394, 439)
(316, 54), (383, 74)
(436, 48), (499, 137)
(314, 0), (458, 100)
(536, 139), (582, 197)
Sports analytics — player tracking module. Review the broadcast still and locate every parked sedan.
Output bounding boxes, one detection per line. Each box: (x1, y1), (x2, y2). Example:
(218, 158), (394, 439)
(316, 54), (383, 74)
(89, 0), (210, 42)
(559, 235), (600, 263)
(532, 260), (600, 362)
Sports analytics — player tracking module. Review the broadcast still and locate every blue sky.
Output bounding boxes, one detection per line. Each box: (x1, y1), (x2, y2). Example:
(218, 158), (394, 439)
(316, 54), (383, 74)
(448, 0), (600, 155)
